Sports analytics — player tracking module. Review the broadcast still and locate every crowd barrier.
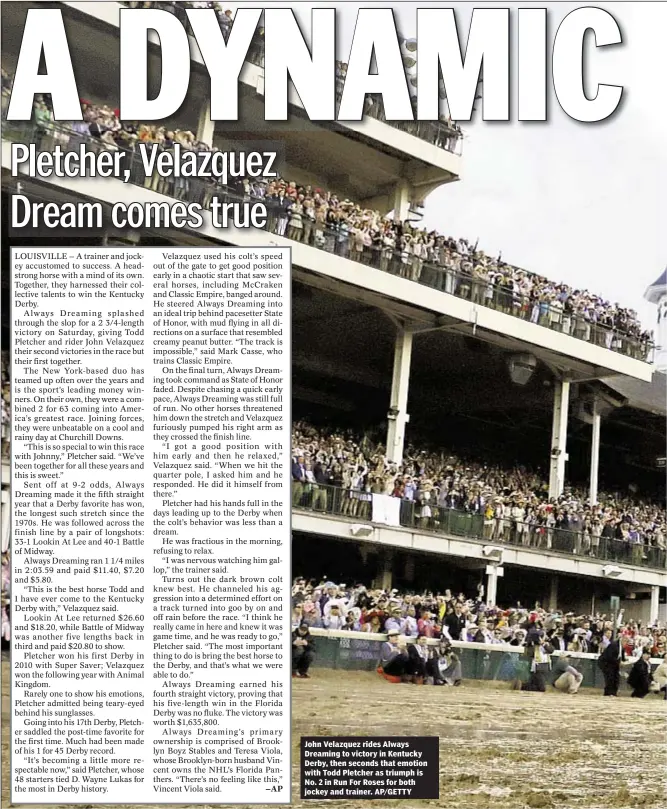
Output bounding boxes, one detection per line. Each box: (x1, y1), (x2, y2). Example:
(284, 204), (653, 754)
(304, 627), (662, 692)
(293, 483), (667, 571)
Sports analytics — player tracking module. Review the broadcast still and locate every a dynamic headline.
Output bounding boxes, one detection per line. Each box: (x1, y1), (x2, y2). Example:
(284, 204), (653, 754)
(7, 6), (624, 124)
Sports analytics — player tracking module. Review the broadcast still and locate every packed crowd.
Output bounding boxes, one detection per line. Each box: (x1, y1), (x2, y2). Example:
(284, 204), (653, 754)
(291, 421), (667, 562)
(21, 115), (649, 352)
(291, 577), (667, 658)
(3, 43), (653, 353)
(292, 576), (667, 695)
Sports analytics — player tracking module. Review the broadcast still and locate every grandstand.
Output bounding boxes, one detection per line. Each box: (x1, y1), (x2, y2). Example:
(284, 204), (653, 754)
(2, 1), (665, 626)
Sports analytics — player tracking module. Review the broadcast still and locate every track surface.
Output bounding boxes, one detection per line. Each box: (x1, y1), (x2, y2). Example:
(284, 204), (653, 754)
(3, 663), (665, 809)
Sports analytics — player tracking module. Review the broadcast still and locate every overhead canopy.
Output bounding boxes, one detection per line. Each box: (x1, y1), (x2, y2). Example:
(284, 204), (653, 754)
(601, 371), (667, 417)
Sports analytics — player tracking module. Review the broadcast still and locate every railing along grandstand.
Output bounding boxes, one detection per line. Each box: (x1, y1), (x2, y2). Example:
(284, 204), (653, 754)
(292, 482), (667, 571)
(118, 0), (463, 155)
(3, 121), (653, 362)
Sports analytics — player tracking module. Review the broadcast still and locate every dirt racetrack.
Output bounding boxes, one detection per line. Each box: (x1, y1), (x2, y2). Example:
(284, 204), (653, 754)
(3, 663), (666, 809)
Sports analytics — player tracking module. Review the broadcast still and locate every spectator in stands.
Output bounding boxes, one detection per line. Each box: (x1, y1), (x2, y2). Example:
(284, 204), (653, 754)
(599, 627), (613, 651)
(33, 95), (53, 133)
(548, 624), (567, 652)
(363, 614), (383, 634)
(341, 609), (361, 631)
(473, 617), (495, 644)
(292, 622), (316, 678)
(400, 606), (419, 637)
(301, 599), (321, 628)
(416, 610), (438, 638)
(444, 601), (466, 641)
(384, 608), (403, 634)
(322, 602), (346, 630)
(627, 648), (653, 698)
(378, 628), (409, 681)
(311, 459), (329, 511)
(651, 630), (666, 658)
(510, 628), (528, 647)
(291, 421), (666, 566)
(292, 454), (307, 506)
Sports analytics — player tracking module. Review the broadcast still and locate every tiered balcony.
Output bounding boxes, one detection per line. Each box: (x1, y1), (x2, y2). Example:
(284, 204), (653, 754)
(292, 483), (667, 574)
(0, 120), (653, 383)
(2, 1), (462, 209)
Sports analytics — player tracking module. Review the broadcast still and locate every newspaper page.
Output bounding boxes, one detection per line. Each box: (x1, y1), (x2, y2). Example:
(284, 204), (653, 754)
(11, 246), (291, 803)
(1, 3), (666, 809)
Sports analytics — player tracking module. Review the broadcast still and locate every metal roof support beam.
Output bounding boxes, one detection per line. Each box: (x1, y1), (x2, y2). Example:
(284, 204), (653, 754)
(196, 100), (215, 147)
(548, 575), (559, 611)
(386, 326), (414, 464)
(650, 585), (660, 625)
(589, 396), (601, 506)
(485, 563), (501, 608)
(393, 179), (412, 221)
(548, 378), (570, 500)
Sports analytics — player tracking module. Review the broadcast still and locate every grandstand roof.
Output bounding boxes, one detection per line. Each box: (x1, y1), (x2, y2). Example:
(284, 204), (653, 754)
(602, 371), (667, 418)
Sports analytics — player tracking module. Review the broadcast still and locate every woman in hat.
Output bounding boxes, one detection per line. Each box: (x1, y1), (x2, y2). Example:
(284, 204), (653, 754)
(378, 629), (409, 682)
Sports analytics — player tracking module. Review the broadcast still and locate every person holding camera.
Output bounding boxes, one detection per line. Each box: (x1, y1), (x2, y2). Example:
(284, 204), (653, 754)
(427, 638), (462, 686)
(521, 624), (553, 692)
